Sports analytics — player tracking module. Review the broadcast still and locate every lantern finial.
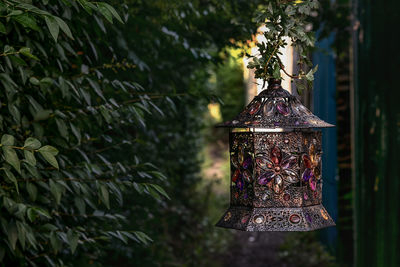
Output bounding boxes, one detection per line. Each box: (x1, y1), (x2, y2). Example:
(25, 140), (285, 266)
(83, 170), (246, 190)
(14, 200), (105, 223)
(267, 78), (281, 89)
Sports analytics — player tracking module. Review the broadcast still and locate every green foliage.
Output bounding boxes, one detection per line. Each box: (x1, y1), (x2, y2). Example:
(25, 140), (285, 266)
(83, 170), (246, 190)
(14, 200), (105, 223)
(215, 53), (245, 123)
(279, 232), (337, 267)
(0, 0), (170, 265)
(247, 0), (319, 92)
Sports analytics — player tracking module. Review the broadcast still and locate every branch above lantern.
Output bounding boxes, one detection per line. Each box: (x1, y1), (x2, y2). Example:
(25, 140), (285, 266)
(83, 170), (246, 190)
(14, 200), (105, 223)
(247, 0), (319, 93)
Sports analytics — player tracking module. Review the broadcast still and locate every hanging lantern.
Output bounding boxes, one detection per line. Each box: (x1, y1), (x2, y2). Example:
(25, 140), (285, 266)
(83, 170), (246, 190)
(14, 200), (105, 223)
(216, 79), (335, 231)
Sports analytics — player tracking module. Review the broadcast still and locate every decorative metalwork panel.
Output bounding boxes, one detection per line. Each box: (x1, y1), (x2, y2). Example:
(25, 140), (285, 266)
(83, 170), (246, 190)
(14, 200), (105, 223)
(229, 132), (254, 207)
(253, 131), (323, 207)
(216, 205), (335, 231)
(217, 81), (334, 129)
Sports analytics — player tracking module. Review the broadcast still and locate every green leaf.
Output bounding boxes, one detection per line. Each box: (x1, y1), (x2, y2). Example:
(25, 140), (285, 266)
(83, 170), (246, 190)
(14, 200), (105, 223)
(146, 186), (161, 201)
(101, 3), (124, 23)
(29, 76), (40, 85)
(33, 109), (52, 121)
(96, 3), (113, 23)
(99, 105), (112, 123)
(1, 134), (14, 145)
(50, 231), (61, 253)
(6, 222), (18, 250)
(45, 16), (59, 42)
(24, 150), (36, 166)
(13, 14), (40, 31)
(9, 55), (27, 66)
(70, 123), (81, 144)
(100, 184), (110, 209)
(133, 182), (144, 194)
(38, 145), (59, 169)
(74, 197), (86, 215)
(26, 182), (37, 201)
(27, 207), (51, 222)
(8, 10), (23, 16)
(3, 147), (21, 174)
(133, 231), (152, 245)
(49, 180), (62, 204)
(273, 64), (281, 79)
(27, 208), (38, 222)
(305, 64), (319, 82)
(149, 184), (170, 200)
(0, 21), (6, 34)
(55, 118), (69, 140)
(24, 137), (41, 149)
(4, 169), (19, 193)
(19, 47), (39, 60)
(54, 16), (74, 39)
(77, 0), (97, 14)
(16, 221), (26, 250)
(32, 207), (51, 219)
(67, 229), (79, 254)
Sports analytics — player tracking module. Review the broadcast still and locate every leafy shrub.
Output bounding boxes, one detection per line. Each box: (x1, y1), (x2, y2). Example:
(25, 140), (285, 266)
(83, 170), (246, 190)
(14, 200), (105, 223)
(0, 0), (260, 266)
(0, 1), (166, 265)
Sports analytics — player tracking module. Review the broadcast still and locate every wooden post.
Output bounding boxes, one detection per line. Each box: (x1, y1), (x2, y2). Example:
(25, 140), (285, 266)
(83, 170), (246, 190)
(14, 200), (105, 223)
(353, 0), (400, 266)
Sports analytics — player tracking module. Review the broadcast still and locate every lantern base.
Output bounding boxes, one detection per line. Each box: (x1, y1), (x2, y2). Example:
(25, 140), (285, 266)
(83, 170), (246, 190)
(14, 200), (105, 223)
(216, 204), (335, 231)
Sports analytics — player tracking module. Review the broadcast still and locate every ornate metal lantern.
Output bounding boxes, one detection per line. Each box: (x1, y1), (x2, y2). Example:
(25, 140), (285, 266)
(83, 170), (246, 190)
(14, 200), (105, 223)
(216, 79), (335, 231)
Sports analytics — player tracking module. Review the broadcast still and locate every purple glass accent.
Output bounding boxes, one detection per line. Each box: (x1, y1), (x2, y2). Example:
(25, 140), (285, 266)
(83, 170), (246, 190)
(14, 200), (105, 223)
(243, 157), (252, 169)
(302, 168), (313, 182)
(276, 101), (290, 116)
(305, 213), (312, 223)
(258, 171), (274, 185)
(236, 178), (244, 191)
(309, 177), (317, 191)
(249, 101), (261, 115)
(281, 156), (297, 169)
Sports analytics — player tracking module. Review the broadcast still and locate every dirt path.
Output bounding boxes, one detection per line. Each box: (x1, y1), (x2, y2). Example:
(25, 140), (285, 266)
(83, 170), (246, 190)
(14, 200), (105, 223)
(222, 232), (290, 267)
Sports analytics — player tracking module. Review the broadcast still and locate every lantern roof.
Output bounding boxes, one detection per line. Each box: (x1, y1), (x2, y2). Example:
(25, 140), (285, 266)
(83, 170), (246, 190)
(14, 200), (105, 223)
(218, 79), (334, 129)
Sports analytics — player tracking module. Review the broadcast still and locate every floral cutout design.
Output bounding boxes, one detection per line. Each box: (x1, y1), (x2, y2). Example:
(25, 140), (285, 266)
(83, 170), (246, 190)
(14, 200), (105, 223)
(231, 143), (253, 196)
(302, 144), (321, 191)
(256, 146), (298, 194)
(263, 98), (291, 117)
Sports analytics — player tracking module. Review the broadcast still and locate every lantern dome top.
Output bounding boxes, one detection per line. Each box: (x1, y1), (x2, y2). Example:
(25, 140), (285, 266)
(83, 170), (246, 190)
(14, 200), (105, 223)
(218, 79), (334, 129)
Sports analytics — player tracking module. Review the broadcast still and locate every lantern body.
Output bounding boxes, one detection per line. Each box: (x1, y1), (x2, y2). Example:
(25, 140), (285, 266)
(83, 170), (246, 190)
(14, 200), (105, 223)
(216, 80), (335, 231)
